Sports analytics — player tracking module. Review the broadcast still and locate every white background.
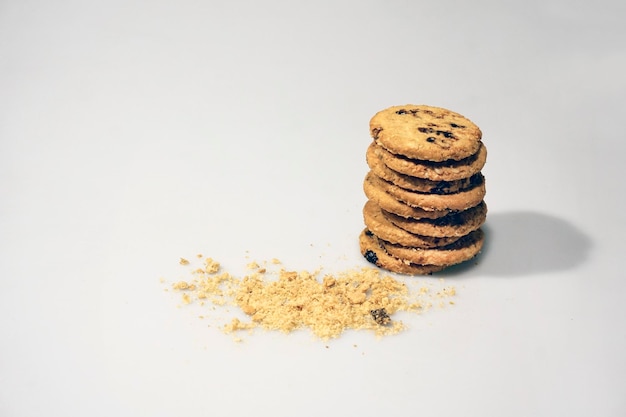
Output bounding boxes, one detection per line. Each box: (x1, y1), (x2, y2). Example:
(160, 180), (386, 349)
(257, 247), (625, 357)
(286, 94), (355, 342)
(1, 0), (625, 416)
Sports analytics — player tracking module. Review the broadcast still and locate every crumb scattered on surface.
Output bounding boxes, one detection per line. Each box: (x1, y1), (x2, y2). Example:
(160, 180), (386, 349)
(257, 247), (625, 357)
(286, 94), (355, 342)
(246, 261), (260, 270)
(164, 256), (457, 341)
(181, 293), (191, 305)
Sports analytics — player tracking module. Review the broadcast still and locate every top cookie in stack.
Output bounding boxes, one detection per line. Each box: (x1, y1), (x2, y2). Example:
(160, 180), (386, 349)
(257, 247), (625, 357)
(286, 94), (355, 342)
(359, 104), (487, 275)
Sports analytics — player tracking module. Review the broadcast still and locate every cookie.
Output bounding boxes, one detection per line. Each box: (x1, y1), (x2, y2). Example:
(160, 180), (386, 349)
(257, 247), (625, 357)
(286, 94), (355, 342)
(371, 141), (487, 181)
(366, 171), (486, 212)
(363, 170), (453, 219)
(383, 201), (487, 238)
(359, 229), (445, 275)
(362, 199), (461, 248)
(366, 141), (479, 194)
(370, 105), (482, 162)
(380, 229), (484, 266)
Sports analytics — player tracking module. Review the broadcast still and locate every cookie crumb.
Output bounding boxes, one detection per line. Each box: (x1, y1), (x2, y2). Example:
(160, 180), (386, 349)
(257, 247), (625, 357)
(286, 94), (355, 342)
(181, 293), (191, 304)
(172, 281), (195, 290)
(246, 261), (260, 270)
(437, 286), (456, 297)
(203, 258), (220, 274)
(223, 317), (255, 333)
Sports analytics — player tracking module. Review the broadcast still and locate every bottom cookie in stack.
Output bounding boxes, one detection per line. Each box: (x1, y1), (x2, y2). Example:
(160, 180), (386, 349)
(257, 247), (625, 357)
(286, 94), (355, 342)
(359, 229), (448, 275)
(359, 228), (484, 275)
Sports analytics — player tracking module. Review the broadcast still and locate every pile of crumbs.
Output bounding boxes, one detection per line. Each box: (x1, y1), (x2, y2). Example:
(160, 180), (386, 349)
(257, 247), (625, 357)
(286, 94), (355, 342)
(163, 255), (457, 341)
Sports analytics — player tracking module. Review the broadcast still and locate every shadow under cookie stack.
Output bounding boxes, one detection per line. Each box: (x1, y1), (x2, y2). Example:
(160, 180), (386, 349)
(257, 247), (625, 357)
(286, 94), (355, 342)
(359, 104), (487, 275)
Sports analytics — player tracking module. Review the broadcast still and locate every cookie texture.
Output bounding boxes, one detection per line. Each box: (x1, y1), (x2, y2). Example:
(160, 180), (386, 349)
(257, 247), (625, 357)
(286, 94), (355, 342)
(372, 141), (487, 181)
(366, 142), (479, 194)
(363, 170), (452, 219)
(381, 229), (484, 266)
(383, 201), (487, 238)
(359, 229), (445, 275)
(366, 171), (486, 212)
(370, 105), (482, 162)
(363, 200), (461, 248)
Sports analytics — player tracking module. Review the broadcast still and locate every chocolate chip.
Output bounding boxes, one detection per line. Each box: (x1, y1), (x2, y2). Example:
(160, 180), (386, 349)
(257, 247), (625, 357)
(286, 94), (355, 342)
(370, 308), (391, 326)
(364, 250), (378, 265)
(365, 229), (374, 237)
(429, 180), (452, 194)
(426, 137), (436, 143)
(418, 127), (453, 138)
(450, 123), (465, 128)
(432, 212), (465, 226)
(397, 109), (420, 116)
(469, 173), (483, 187)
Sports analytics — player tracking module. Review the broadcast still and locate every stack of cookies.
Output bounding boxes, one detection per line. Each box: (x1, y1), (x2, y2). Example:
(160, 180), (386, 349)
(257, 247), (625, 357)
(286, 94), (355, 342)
(359, 104), (487, 275)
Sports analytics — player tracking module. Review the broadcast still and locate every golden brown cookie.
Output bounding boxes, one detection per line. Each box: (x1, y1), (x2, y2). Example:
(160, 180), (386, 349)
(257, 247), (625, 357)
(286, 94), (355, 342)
(366, 141), (480, 194)
(363, 170), (453, 219)
(362, 199), (461, 248)
(366, 171), (486, 212)
(371, 141), (487, 181)
(383, 201), (487, 238)
(359, 229), (445, 275)
(370, 104), (482, 162)
(380, 229), (484, 266)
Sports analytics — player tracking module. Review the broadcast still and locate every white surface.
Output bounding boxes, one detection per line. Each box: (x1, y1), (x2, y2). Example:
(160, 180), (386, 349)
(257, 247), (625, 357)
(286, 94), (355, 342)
(1, 0), (625, 416)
